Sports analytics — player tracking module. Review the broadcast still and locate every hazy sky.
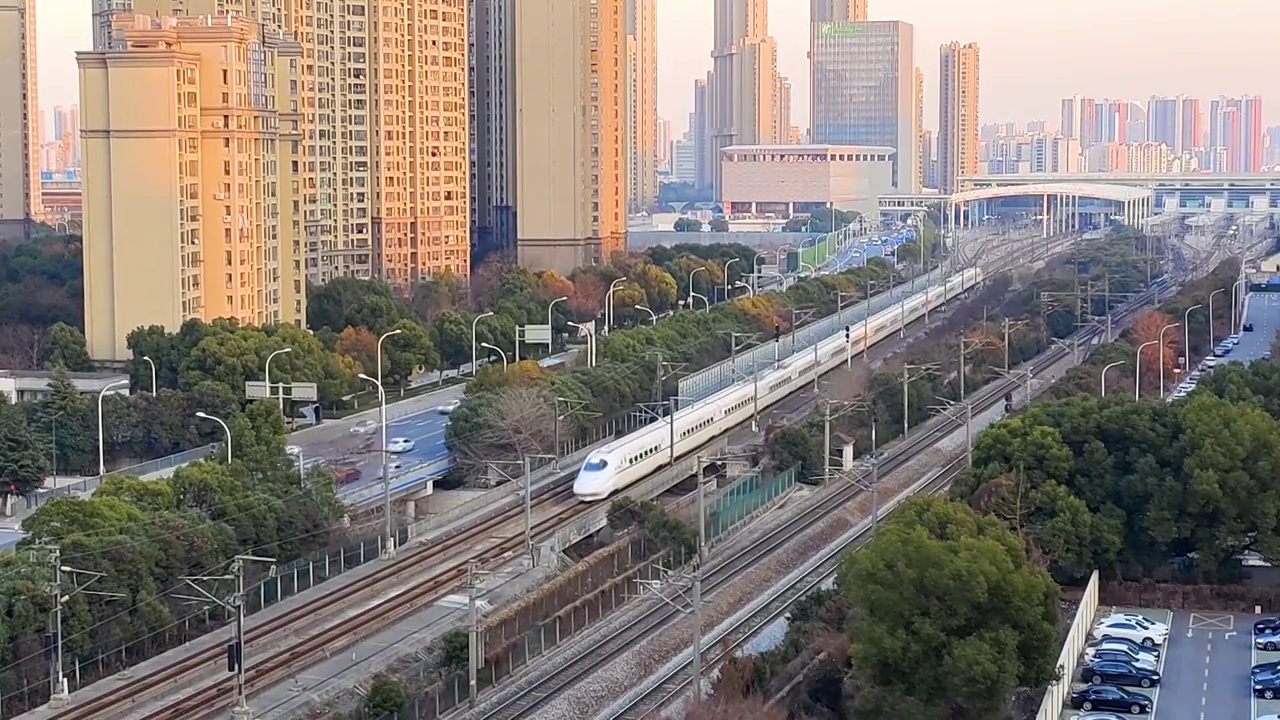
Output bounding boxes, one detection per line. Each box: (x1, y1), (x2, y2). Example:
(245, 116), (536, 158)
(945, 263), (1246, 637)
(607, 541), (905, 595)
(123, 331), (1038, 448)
(37, 0), (1280, 135)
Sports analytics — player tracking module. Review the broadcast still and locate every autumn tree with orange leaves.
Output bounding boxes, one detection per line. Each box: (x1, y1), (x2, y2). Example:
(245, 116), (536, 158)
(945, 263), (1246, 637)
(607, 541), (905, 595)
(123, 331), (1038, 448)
(1128, 309), (1180, 397)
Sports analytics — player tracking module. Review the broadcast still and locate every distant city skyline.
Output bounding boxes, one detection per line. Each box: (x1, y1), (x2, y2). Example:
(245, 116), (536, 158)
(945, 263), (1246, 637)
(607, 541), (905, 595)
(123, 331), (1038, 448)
(37, 0), (1280, 138)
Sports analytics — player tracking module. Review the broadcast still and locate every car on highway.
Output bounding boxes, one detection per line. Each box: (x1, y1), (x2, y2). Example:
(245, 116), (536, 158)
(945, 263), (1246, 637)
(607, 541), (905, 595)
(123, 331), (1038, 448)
(440, 399), (461, 415)
(386, 437), (415, 454)
(285, 445), (301, 457)
(1083, 649), (1158, 671)
(1244, 322), (1255, 332)
(351, 419), (377, 434)
(1092, 619), (1167, 647)
(1255, 617), (1280, 634)
(1255, 672), (1280, 699)
(333, 465), (361, 484)
(1080, 659), (1160, 688)
(1068, 684), (1153, 714)
(1087, 636), (1160, 660)
(1256, 629), (1280, 651)
(1266, 351), (1273, 361)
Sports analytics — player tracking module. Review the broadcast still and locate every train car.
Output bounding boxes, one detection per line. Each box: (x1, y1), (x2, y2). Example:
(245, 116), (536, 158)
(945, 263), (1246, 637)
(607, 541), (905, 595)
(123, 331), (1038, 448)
(573, 268), (984, 501)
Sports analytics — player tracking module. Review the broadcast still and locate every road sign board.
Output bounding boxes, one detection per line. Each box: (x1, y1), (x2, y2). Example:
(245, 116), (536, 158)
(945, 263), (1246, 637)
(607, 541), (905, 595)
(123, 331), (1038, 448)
(281, 382), (319, 401)
(522, 323), (552, 345)
(245, 381), (271, 399)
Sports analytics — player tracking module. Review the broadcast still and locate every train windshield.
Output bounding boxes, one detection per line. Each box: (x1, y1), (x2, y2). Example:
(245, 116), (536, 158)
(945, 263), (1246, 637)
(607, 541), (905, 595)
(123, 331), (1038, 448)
(582, 458), (609, 471)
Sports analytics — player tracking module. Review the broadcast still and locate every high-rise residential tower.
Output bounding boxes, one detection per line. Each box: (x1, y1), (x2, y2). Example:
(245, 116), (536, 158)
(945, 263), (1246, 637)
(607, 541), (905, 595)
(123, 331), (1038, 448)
(914, 66), (924, 191)
(692, 75), (712, 191)
(938, 41), (979, 194)
(514, 0), (626, 272)
(625, 0), (657, 213)
(810, 20), (917, 190)
(0, 0), (40, 240)
(470, 0), (517, 260)
(774, 74), (792, 144)
(78, 15), (305, 360)
(127, 0), (470, 286)
(810, 0), (867, 22)
(710, 0), (778, 198)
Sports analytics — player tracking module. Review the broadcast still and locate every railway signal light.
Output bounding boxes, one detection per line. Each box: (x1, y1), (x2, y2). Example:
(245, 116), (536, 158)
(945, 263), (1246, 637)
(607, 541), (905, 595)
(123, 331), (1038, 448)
(1004, 392), (1014, 413)
(845, 325), (851, 343)
(774, 321), (781, 340)
(226, 641), (241, 673)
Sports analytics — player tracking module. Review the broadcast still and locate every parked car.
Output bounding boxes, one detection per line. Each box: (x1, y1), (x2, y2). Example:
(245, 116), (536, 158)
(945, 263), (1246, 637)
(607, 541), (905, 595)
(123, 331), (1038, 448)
(1097, 613), (1168, 633)
(1080, 660), (1160, 688)
(1087, 637), (1160, 660)
(1255, 672), (1280, 699)
(1254, 661), (1280, 676)
(386, 437), (416, 454)
(351, 419), (377, 434)
(1257, 630), (1280, 652)
(1068, 684), (1152, 714)
(1254, 617), (1280, 635)
(1083, 649), (1157, 671)
(1092, 619), (1167, 647)
(1069, 713), (1128, 720)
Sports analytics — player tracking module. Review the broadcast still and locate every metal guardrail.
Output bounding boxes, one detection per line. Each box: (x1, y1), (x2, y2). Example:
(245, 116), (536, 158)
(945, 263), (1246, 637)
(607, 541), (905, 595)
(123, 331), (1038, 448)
(37, 444), (218, 500)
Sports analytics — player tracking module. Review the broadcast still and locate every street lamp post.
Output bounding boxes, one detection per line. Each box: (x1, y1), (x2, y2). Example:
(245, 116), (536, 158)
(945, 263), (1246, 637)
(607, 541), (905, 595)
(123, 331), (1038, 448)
(97, 379), (129, 476)
(471, 311), (495, 376)
(377, 328), (403, 390)
(635, 305), (657, 325)
(1231, 279), (1246, 333)
(480, 343), (508, 371)
(605, 278), (627, 335)
(1208, 288), (1226, 348)
(357, 373), (396, 559)
(752, 251), (769, 294)
(264, 347), (293, 413)
(688, 267), (707, 311)
(195, 411), (232, 463)
(1158, 323), (1180, 399)
(548, 295), (569, 343)
(723, 258), (739, 302)
(1183, 304), (1202, 373)
(1100, 360), (1125, 397)
(1135, 339), (1160, 400)
(141, 356), (157, 395)
(567, 322), (596, 367)
(732, 281), (753, 297)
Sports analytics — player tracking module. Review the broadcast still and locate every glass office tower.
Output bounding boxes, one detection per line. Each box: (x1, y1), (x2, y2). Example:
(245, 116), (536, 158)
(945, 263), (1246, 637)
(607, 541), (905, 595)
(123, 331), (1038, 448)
(810, 20), (917, 190)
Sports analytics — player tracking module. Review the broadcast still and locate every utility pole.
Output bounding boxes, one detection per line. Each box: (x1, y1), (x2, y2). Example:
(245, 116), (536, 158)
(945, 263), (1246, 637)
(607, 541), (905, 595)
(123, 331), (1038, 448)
(551, 396), (593, 470)
(692, 454), (706, 698)
(959, 334), (999, 402)
(1001, 319), (1026, 372)
(728, 334), (761, 431)
(466, 561), (489, 708)
(39, 545), (123, 709)
(900, 363), (938, 439)
(823, 401), (831, 484)
(179, 554), (276, 720)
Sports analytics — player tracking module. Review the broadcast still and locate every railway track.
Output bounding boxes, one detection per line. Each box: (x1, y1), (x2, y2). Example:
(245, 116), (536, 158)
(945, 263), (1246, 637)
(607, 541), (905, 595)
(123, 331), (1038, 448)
(479, 276), (1178, 720)
(57, 483), (583, 720)
(52, 231), (1070, 720)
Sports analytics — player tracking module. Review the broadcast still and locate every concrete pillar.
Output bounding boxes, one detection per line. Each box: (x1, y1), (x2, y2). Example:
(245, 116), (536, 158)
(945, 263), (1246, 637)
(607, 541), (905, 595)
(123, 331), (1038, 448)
(1041, 193), (1050, 238)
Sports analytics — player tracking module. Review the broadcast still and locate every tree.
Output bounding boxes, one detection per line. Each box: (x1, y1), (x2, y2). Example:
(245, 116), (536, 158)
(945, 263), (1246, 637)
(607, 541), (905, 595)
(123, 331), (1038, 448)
(42, 322), (93, 371)
(0, 399), (49, 496)
(306, 277), (410, 333)
(768, 424), (822, 482)
(382, 318), (439, 384)
(673, 217), (703, 232)
(429, 311), (474, 370)
(1127, 310), (1178, 397)
(39, 365), (95, 474)
(411, 271), (468, 324)
(708, 217), (730, 232)
(838, 496), (1059, 719)
(334, 326), (378, 377)
(364, 676), (406, 718)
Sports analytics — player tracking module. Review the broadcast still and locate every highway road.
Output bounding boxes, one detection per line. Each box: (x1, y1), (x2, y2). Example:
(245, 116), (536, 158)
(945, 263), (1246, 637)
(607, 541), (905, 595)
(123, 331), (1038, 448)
(1227, 292), (1280, 366)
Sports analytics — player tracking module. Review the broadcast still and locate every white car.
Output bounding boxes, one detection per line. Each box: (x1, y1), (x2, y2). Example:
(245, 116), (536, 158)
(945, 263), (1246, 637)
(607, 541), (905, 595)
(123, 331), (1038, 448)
(1092, 619), (1167, 647)
(1086, 638), (1160, 663)
(351, 419), (377, 434)
(439, 399), (461, 415)
(386, 437), (415, 454)
(1098, 613), (1169, 633)
(285, 445), (302, 457)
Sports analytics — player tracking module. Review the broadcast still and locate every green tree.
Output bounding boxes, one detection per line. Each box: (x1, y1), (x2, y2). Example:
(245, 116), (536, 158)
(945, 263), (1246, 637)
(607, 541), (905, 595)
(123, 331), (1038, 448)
(429, 310), (473, 370)
(364, 676), (406, 718)
(673, 217), (703, 232)
(0, 399), (50, 496)
(42, 322), (93, 370)
(839, 496), (1059, 719)
(709, 217), (730, 232)
(39, 365), (96, 474)
(383, 318), (440, 384)
(440, 628), (469, 671)
(306, 277), (411, 333)
(767, 424), (822, 482)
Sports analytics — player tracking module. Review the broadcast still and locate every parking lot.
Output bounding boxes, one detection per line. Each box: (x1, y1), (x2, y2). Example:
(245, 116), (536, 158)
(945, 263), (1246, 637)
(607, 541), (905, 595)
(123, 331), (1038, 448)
(1061, 608), (1261, 719)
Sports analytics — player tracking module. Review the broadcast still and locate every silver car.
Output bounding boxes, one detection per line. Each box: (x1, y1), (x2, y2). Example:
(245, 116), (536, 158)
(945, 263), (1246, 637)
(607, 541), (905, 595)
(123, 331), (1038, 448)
(350, 419), (377, 434)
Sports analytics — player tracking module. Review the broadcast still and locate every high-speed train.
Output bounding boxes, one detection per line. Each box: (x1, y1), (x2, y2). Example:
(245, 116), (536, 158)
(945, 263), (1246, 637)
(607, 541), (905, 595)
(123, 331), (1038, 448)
(573, 267), (985, 501)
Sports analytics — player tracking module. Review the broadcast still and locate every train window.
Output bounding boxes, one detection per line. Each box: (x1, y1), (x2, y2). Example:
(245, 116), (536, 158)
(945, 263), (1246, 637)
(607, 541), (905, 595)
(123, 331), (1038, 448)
(583, 459), (609, 471)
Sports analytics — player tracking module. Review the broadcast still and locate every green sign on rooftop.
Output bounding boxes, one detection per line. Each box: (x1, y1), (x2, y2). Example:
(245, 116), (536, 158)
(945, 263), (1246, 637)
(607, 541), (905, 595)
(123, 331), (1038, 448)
(819, 22), (865, 37)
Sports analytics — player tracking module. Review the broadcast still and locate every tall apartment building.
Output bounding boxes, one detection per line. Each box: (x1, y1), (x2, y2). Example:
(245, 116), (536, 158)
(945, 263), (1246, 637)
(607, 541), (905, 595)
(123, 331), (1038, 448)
(692, 75), (712, 191)
(0, 0), (40, 240)
(810, 20), (917, 191)
(709, 0), (778, 197)
(1266, 126), (1280, 168)
(985, 133), (1079, 174)
(655, 117), (671, 171)
(625, 0), (657, 214)
(810, 0), (867, 22)
(914, 66), (923, 191)
(1085, 142), (1172, 173)
(78, 15), (305, 361)
(130, 0), (469, 286)
(471, 0), (516, 260)
(937, 41), (979, 194)
(514, 0), (626, 273)
(774, 74), (792, 144)
(672, 138), (696, 183)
